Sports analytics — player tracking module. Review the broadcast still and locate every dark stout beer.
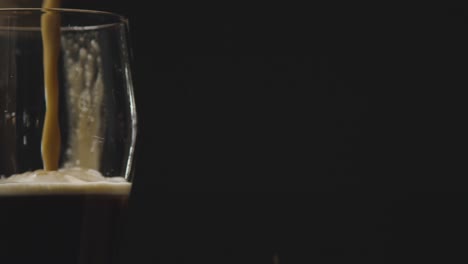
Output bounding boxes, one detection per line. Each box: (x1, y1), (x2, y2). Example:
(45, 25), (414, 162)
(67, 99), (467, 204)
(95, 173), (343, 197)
(0, 170), (131, 264)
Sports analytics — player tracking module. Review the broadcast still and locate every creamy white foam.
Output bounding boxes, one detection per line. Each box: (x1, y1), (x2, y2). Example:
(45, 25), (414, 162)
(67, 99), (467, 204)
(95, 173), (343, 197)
(0, 168), (131, 196)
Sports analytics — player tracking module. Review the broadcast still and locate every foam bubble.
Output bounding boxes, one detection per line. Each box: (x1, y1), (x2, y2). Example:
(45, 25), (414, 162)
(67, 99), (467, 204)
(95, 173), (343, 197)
(0, 168), (131, 196)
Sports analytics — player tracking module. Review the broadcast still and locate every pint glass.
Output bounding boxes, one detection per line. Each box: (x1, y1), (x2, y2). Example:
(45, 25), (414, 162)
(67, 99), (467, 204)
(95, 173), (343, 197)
(0, 8), (137, 264)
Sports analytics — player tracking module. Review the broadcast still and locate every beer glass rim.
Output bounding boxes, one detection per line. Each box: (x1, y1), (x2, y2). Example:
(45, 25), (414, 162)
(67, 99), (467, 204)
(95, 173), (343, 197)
(0, 8), (128, 31)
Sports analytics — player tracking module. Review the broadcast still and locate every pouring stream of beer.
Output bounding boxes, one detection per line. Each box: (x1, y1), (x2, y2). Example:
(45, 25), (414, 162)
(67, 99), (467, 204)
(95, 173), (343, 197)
(41, 0), (61, 170)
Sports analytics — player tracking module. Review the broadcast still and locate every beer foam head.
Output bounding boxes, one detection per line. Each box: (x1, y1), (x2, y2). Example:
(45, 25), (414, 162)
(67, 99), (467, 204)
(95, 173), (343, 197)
(0, 168), (131, 196)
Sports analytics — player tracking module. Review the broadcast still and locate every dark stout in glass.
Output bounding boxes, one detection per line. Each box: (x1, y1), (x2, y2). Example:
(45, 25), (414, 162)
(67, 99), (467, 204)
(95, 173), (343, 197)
(0, 172), (131, 264)
(1, 193), (128, 264)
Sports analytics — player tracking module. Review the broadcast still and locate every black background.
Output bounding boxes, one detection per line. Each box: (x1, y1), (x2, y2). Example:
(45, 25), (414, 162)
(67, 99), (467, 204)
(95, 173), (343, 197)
(11, 2), (468, 263)
(70, 3), (466, 263)
(65, 3), (378, 192)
